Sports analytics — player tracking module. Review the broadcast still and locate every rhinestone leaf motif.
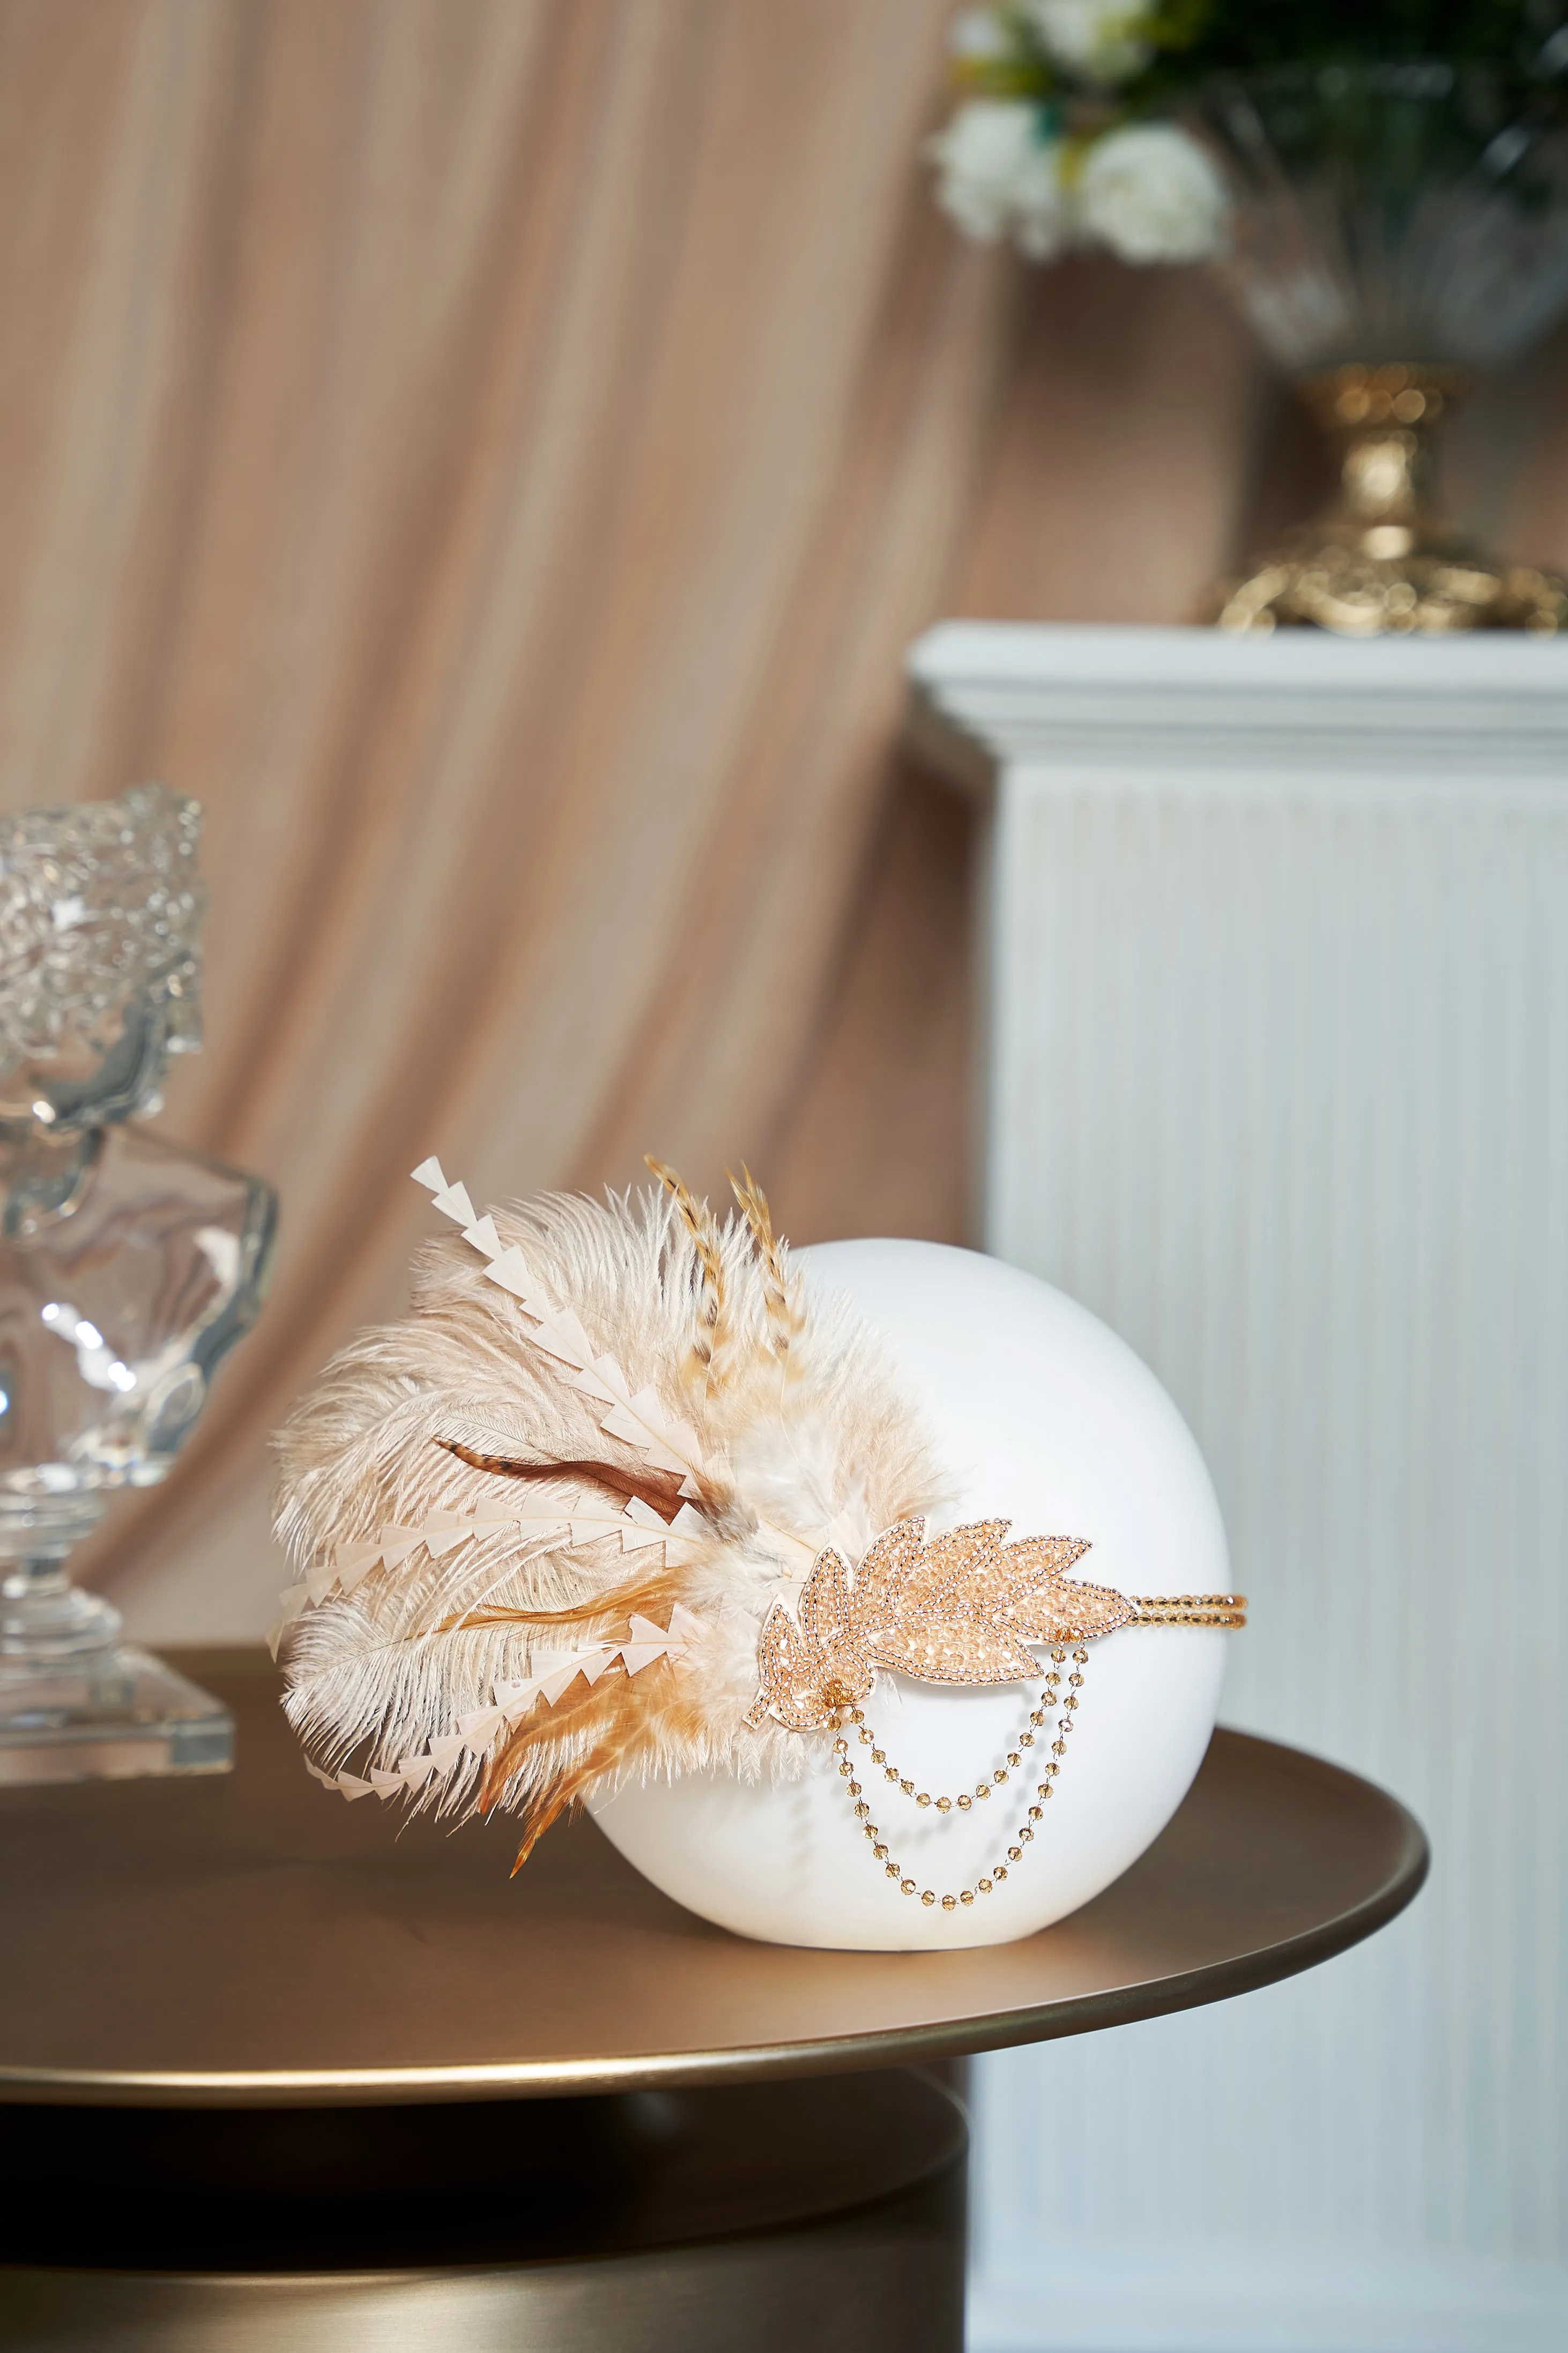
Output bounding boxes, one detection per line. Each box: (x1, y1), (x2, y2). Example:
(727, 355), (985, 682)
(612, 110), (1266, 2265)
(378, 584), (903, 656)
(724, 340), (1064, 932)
(745, 1515), (1128, 1732)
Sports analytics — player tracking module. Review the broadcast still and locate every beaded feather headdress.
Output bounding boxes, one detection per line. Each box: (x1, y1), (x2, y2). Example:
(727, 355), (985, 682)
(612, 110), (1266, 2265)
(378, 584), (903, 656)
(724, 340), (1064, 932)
(274, 1160), (1244, 1871)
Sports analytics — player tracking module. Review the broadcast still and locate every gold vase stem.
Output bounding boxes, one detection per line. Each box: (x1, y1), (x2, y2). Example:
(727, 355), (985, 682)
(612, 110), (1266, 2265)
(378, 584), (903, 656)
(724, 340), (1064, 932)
(1208, 362), (1567, 635)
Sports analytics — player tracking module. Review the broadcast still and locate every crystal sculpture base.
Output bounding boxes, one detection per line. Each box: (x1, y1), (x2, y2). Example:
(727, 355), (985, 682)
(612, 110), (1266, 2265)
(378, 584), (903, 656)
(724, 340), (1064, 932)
(0, 1646), (233, 1785)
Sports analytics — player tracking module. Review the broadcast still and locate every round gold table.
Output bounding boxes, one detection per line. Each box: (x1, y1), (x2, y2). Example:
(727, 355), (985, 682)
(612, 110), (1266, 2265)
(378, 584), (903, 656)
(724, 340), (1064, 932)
(0, 1649), (1426, 2351)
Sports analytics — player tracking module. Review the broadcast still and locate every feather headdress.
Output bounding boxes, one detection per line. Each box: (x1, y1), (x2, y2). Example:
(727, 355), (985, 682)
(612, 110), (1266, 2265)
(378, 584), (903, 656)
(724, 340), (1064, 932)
(275, 1159), (1238, 1873)
(274, 1159), (954, 1866)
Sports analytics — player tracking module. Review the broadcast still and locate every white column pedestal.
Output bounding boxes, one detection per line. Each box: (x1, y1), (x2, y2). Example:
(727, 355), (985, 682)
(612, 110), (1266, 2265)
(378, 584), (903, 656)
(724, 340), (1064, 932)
(906, 624), (1568, 2353)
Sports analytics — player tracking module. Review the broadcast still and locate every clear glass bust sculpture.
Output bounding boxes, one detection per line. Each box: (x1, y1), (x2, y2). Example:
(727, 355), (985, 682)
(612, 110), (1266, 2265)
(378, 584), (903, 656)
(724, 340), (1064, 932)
(0, 784), (276, 1780)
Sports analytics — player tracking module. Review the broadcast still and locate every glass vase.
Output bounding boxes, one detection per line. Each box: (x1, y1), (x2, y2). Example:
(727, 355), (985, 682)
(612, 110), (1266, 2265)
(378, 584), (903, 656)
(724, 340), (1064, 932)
(1193, 62), (1568, 633)
(0, 785), (276, 1781)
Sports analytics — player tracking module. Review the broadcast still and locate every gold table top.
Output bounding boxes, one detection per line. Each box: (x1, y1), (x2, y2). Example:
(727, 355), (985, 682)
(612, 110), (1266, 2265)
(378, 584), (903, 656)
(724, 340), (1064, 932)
(0, 1649), (1426, 2106)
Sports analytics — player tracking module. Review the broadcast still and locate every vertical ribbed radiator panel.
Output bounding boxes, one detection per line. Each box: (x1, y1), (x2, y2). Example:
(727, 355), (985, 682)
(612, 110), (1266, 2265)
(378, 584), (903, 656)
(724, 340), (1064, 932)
(904, 629), (1568, 2352)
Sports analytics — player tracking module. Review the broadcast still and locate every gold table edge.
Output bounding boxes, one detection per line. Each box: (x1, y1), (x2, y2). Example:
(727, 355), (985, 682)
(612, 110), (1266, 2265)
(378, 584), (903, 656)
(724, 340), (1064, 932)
(0, 1793), (1428, 2106)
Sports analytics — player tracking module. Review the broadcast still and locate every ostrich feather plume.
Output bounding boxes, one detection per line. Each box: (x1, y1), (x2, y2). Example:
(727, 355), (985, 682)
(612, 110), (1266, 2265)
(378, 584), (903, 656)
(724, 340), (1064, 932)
(273, 1161), (947, 1867)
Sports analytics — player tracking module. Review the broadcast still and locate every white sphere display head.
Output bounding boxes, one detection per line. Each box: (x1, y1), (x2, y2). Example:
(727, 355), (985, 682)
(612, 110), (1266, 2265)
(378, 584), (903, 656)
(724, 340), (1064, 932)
(0, 782), (204, 1135)
(278, 1165), (1244, 1951)
(589, 1240), (1235, 1948)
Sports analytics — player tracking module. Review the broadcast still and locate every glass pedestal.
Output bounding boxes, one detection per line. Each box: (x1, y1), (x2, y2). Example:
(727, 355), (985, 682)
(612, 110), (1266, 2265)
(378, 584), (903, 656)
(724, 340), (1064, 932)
(0, 1644), (233, 1784)
(0, 1118), (274, 1784)
(0, 1525), (234, 1784)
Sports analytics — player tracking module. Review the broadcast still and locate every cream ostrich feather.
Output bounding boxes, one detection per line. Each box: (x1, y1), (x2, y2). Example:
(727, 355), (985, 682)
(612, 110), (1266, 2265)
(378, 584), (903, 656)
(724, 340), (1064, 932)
(273, 1160), (948, 1868)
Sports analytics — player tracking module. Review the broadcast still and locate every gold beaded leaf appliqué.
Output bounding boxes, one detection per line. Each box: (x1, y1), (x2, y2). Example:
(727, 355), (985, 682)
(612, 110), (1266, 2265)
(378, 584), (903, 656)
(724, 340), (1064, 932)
(745, 1515), (1132, 1733)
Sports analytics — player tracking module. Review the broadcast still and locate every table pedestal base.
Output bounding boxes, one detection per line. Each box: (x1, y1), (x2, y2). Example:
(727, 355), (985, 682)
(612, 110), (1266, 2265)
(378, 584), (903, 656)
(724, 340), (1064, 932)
(0, 2070), (966, 2352)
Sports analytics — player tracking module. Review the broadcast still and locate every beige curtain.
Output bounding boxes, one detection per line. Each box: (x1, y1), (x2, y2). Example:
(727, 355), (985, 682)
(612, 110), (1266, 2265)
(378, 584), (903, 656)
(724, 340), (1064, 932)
(8, 1), (1557, 1638)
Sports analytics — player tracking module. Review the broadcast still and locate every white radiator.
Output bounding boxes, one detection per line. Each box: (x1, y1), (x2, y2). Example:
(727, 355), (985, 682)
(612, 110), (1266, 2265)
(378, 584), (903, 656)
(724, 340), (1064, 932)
(905, 626), (1568, 2353)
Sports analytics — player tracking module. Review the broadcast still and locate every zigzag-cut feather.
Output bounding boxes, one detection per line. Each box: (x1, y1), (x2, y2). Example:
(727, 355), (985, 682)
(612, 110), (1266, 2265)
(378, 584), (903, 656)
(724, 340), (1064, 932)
(274, 1170), (946, 1866)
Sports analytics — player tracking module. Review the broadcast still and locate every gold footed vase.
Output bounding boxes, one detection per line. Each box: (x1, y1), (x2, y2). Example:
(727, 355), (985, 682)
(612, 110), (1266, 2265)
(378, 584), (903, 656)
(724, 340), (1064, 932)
(1191, 64), (1568, 638)
(1208, 362), (1568, 637)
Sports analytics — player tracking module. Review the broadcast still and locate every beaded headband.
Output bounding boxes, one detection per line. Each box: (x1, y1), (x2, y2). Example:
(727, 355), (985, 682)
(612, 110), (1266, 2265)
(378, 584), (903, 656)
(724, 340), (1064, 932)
(274, 1160), (1244, 1884)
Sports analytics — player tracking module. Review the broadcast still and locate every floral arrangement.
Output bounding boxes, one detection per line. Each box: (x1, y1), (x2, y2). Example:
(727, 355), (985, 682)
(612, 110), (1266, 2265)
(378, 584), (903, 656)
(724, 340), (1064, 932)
(928, 2), (1568, 267)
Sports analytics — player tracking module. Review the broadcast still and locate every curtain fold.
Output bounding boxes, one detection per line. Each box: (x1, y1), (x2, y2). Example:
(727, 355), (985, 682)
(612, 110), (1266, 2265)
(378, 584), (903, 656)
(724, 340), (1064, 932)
(9, 1), (1555, 1635)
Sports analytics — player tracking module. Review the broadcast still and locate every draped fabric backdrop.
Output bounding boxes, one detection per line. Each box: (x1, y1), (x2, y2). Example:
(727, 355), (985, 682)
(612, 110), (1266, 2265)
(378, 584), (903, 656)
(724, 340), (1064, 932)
(2, 0), (1564, 1637)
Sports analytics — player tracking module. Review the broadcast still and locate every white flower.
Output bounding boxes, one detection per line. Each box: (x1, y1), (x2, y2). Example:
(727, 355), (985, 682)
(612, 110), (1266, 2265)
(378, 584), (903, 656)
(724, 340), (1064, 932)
(1075, 122), (1229, 264)
(1010, 133), (1075, 260)
(1024, 0), (1153, 85)
(947, 7), (1015, 63)
(927, 99), (1073, 260)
